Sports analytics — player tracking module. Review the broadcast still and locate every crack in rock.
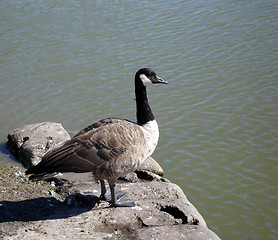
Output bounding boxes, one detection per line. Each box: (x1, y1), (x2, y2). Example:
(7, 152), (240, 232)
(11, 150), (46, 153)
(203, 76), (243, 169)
(160, 205), (199, 225)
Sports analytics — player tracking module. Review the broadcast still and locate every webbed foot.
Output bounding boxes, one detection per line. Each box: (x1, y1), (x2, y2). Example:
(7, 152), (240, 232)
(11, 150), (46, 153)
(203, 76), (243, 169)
(101, 190), (127, 202)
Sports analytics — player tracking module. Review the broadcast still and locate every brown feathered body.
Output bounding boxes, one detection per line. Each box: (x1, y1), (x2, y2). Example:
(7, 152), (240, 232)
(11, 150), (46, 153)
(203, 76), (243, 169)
(26, 118), (158, 185)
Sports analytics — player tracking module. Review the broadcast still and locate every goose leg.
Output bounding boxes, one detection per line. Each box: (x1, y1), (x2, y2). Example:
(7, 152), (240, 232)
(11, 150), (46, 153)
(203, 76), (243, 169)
(109, 183), (117, 205)
(99, 180), (106, 200)
(99, 180), (125, 201)
(109, 183), (135, 207)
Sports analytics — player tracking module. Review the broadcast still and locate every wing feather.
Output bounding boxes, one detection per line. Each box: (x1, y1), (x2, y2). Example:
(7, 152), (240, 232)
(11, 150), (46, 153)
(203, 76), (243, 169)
(27, 118), (147, 178)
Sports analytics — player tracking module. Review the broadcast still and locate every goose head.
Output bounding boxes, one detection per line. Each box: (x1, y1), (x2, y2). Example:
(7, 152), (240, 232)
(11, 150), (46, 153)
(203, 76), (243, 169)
(135, 68), (168, 86)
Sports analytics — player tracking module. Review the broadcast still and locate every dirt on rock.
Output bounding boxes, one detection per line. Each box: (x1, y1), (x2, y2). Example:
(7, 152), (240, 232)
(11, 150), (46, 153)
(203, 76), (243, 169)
(0, 165), (70, 238)
(0, 165), (221, 240)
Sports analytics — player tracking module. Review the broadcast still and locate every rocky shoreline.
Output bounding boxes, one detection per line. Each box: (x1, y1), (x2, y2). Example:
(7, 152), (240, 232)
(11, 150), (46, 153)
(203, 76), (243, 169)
(0, 122), (221, 239)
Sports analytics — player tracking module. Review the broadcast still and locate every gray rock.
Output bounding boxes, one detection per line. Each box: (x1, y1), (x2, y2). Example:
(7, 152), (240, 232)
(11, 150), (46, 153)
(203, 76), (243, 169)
(138, 156), (164, 176)
(1, 165), (222, 240)
(5, 123), (222, 239)
(46, 179), (219, 239)
(134, 225), (221, 240)
(120, 170), (170, 183)
(7, 122), (70, 167)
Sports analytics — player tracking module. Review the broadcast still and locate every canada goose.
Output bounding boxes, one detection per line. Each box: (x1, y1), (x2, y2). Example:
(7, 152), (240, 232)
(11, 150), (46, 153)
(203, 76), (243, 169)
(25, 68), (168, 207)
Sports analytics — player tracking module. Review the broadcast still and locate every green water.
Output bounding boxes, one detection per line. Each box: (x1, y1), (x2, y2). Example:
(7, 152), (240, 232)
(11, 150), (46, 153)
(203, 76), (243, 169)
(1, 1), (278, 239)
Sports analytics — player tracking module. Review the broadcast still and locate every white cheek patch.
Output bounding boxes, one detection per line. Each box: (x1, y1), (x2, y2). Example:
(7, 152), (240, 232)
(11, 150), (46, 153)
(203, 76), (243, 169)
(140, 74), (153, 86)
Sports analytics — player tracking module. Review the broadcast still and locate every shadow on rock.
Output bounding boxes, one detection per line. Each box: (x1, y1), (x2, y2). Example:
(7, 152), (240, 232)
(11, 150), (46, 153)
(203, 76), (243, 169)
(0, 194), (99, 223)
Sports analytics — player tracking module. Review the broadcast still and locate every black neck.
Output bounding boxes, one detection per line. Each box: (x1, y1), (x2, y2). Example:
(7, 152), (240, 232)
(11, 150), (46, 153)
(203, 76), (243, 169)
(135, 79), (155, 125)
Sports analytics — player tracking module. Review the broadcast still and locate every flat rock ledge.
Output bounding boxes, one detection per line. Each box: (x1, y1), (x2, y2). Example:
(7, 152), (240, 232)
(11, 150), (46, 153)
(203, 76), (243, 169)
(1, 123), (221, 240)
(7, 122), (71, 167)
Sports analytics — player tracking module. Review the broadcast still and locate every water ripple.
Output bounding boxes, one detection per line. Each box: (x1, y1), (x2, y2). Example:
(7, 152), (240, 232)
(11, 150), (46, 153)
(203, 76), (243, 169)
(1, 1), (278, 239)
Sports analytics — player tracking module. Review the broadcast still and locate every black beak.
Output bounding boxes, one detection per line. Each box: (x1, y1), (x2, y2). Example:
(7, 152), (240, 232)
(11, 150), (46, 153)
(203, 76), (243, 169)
(154, 76), (168, 84)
